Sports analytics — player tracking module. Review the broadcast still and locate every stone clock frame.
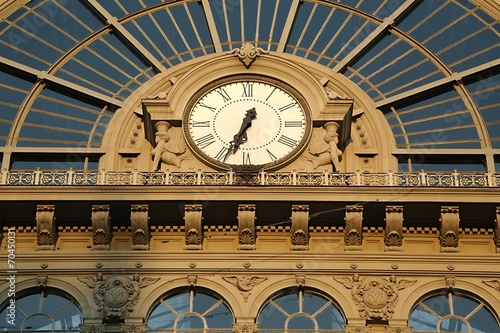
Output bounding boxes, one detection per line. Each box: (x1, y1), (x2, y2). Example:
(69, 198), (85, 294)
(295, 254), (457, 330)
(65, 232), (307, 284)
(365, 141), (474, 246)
(101, 48), (397, 173)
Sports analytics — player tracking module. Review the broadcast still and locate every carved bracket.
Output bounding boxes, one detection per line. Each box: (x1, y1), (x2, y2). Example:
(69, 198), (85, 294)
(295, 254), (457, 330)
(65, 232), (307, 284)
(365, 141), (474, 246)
(291, 205), (309, 250)
(36, 205), (56, 251)
(131, 204), (150, 250)
(92, 205), (111, 250)
(345, 205), (363, 250)
(495, 207), (500, 253)
(385, 205), (403, 251)
(439, 206), (460, 252)
(185, 204), (203, 250)
(238, 204), (256, 250)
(78, 273), (159, 320)
(334, 274), (416, 320)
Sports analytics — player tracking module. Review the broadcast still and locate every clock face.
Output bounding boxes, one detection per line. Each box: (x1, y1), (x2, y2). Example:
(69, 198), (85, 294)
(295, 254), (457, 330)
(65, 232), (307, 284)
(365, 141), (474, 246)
(184, 76), (311, 170)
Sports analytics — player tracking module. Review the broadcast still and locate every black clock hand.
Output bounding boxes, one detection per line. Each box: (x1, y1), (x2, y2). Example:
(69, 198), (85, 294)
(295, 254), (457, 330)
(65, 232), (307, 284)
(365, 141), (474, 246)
(224, 108), (257, 162)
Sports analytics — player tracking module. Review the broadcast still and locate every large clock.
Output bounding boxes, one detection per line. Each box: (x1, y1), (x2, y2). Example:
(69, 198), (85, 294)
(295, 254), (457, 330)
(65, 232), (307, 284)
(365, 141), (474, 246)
(183, 75), (311, 170)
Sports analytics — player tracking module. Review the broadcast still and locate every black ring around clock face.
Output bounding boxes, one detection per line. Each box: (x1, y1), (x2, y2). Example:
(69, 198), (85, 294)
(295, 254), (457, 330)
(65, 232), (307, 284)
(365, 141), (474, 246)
(183, 75), (312, 171)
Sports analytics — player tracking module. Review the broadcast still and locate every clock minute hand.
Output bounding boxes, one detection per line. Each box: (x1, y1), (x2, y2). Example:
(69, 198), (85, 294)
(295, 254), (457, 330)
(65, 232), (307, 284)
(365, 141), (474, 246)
(224, 108), (257, 162)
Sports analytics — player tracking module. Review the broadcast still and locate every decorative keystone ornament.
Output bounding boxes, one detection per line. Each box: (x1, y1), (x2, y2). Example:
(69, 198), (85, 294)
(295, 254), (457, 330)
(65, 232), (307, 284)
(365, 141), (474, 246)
(78, 273), (159, 319)
(228, 43), (268, 68)
(334, 274), (416, 320)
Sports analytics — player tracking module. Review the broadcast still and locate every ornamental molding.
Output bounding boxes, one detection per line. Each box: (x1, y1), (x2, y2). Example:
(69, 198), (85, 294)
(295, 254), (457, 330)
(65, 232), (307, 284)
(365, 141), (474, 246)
(78, 273), (160, 319)
(228, 43), (268, 69)
(483, 279), (500, 291)
(120, 324), (147, 333)
(222, 275), (267, 292)
(232, 323), (258, 333)
(334, 274), (416, 320)
(79, 324), (106, 333)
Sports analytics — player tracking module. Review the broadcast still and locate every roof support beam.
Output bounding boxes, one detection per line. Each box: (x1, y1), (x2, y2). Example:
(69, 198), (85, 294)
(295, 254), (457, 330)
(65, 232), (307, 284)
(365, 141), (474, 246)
(374, 58), (500, 109)
(277, 0), (301, 52)
(85, 0), (167, 73)
(332, 0), (419, 73)
(200, 0), (222, 53)
(0, 56), (124, 108)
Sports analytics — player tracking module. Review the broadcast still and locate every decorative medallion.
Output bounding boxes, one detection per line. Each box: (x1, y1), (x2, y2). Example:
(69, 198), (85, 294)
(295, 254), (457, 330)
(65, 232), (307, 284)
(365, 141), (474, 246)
(334, 274), (416, 320)
(78, 273), (160, 319)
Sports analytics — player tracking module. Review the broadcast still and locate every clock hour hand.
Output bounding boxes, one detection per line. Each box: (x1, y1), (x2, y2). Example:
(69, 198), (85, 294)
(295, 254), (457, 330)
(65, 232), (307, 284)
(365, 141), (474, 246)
(224, 108), (257, 162)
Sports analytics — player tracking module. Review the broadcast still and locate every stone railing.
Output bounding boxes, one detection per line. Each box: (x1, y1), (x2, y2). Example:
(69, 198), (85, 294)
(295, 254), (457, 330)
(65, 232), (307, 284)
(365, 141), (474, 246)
(1, 168), (499, 187)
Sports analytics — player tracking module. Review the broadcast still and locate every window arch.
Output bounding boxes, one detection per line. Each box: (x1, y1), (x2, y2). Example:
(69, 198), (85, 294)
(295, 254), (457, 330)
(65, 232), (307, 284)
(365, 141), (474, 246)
(409, 290), (500, 333)
(257, 287), (345, 332)
(146, 287), (234, 332)
(0, 288), (83, 332)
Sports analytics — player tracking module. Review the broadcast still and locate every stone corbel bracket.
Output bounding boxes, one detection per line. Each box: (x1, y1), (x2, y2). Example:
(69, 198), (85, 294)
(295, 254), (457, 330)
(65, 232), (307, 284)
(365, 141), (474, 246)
(495, 207), (500, 253)
(439, 206), (460, 253)
(385, 205), (403, 251)
(185, 204), (203, 250)
(131, 204), (150, 250)
(290, 205), (309, 250)
(237, 204), (256, 250)
(36, 205), (56, 251)
(92, 205), (111, 250)
(344, 205), (363, 251)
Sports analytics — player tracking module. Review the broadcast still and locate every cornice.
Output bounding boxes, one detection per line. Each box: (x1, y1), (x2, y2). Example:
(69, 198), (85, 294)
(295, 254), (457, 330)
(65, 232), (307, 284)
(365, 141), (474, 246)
(0, 185), (499, 203)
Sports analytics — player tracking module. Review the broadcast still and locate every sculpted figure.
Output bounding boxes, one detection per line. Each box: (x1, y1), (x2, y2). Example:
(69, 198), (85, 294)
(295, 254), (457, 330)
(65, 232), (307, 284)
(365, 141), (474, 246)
(307, 122), (343, 171)
(151, 121), (186, 170)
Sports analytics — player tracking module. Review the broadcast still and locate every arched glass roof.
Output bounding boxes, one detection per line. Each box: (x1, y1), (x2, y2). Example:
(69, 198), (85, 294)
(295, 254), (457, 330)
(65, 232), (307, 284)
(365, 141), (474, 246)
(0, 0), (498, 171)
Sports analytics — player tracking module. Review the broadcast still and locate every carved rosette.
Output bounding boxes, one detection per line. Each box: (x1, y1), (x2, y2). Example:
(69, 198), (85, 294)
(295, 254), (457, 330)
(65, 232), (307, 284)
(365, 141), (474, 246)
(78, 274), (159, 320)
(36, 205), (56, 250)
(238, 204), (256, 250)
(439, 206), (460, 252)
(334, 275), (416, 320)
(385, 205), (403, 251)
(228, 43), (268, 68)
(345, 205), (363, 250)
(131, 204), (150, 250)
(92, 205), (111, 250)
(291, 205), (309, 250)
(185, 204), (203, 250)
(232, 323), (258, 333)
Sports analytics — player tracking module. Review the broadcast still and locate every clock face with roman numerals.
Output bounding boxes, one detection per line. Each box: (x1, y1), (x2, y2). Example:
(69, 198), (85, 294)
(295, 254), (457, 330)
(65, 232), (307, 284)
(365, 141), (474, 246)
(184, 75), (311, 170)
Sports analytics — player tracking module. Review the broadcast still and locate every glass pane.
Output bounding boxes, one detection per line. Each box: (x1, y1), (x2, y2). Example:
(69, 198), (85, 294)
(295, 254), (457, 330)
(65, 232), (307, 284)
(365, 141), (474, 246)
(439, 317), (469, 333)
(23, 314), (52, 331)
(287, 315), (315, 329)
(409, 304), (438, 332)
(258, 303), (287, 329)
(176, 314), (204, 329)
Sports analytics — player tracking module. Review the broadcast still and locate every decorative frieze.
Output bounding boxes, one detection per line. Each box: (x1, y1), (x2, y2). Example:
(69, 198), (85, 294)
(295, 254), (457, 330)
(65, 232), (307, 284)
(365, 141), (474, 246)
(439, 206), (460, 252)
(345, 205), (363, 250)
(237, 204), (256, 250)
(385, 205), (403, 251)
(334, 274), (416, 320)
(184, 204), (203, 250)
(78, 273), (159, 320)
(131, 204), (150, 250)
(120, 324), (147, 333)
(91, 205), (111, 250)
(79, 324), (106, 333)
(36, 205), (56, 250)
(290, 205), (309, 250)
(232, 323), (258, 333)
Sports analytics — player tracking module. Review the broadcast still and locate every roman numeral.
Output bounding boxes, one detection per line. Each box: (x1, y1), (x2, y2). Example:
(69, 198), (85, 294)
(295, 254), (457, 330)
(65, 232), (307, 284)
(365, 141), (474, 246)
(279, 103), (296, 112)
(216, 87), (231, 102)
(285, 121), (303, 127)
(215, 146), (229, 161)
(277, 135), (297, 148)
(195, 134), (216, 149)
(242, 82), (253, 97)
(266, 149), (277, 161)
(266, 87), (276, 101)
(191, 120), (210, 127)
(242, 152), (251, 165)
(198, 102), (217, 112)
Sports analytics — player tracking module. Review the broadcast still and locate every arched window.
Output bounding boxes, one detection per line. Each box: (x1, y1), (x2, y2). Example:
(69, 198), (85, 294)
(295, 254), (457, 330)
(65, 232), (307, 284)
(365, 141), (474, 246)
(0, 289), (82, 332)
(147, 288), (234, 333)
(409, 290), (500, 333)
(258, 288), (345, 332)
